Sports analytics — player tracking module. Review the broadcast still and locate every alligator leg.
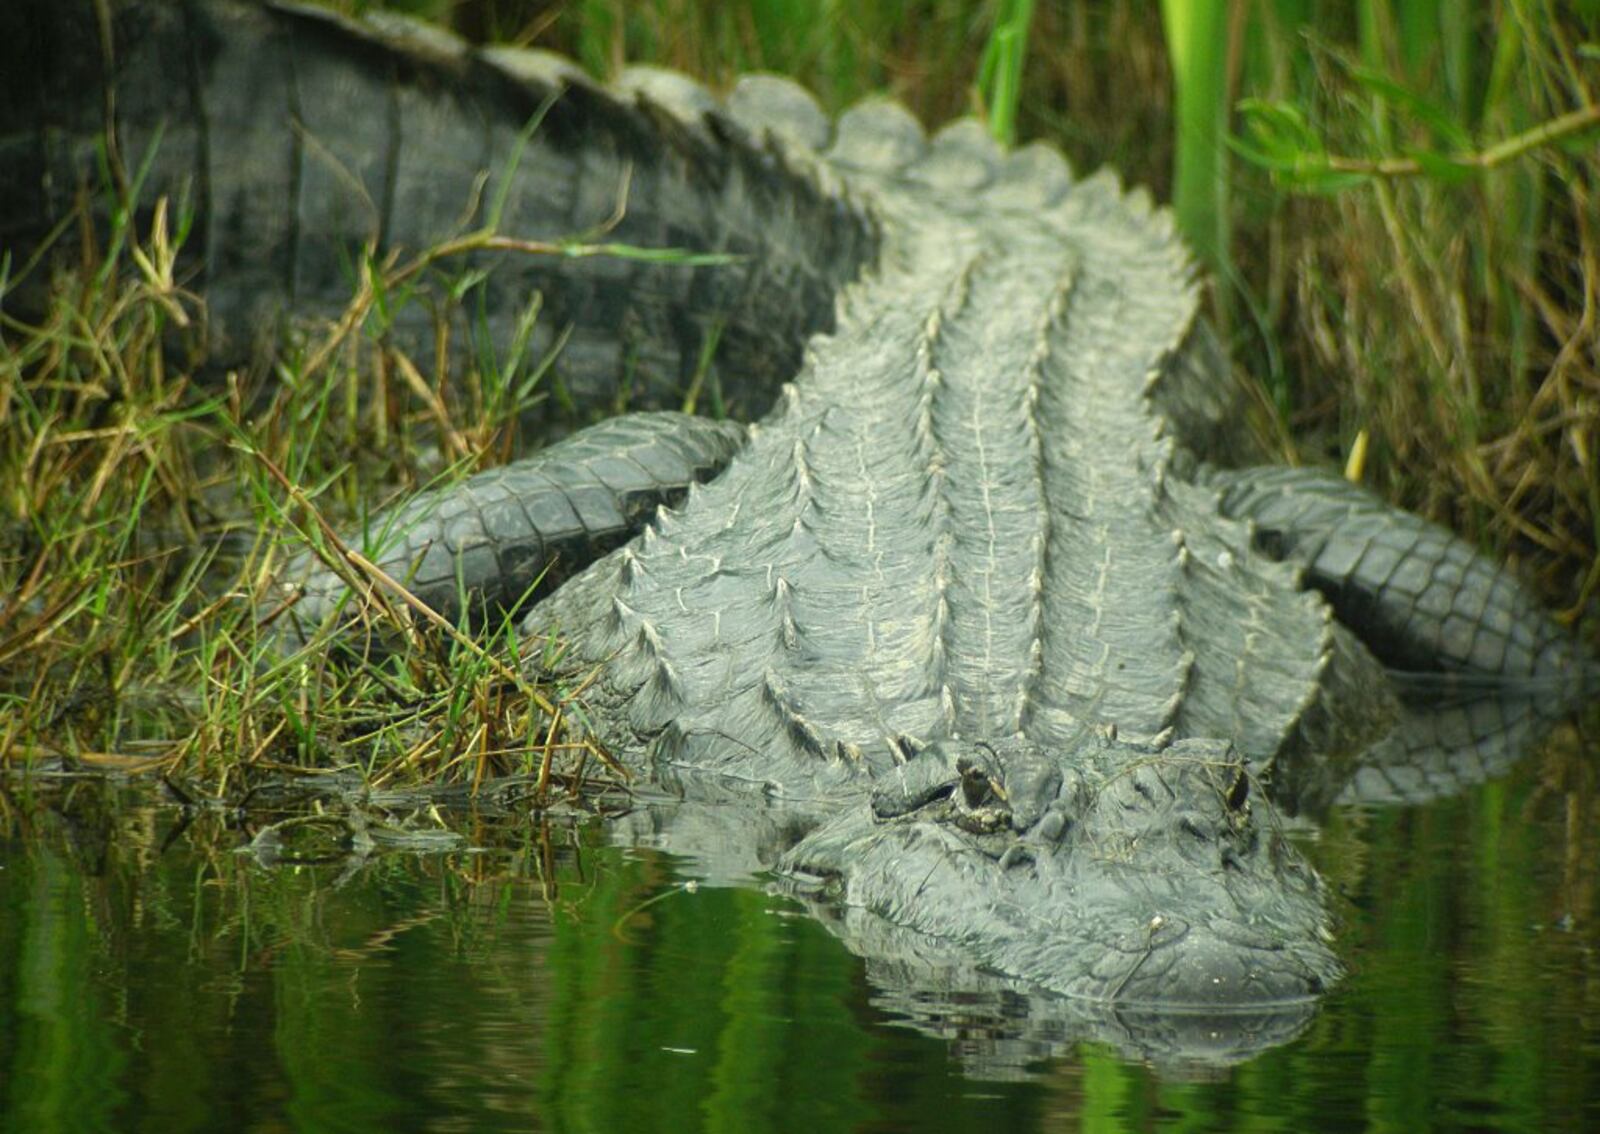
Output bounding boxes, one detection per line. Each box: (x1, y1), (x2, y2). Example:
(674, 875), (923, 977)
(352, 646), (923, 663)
(1209, 465), (1585, 684)
(270, 411), (746, 648)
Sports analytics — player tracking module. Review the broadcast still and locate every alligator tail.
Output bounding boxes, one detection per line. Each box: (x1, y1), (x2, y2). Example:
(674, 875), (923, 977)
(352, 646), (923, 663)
(0, 0), (877, 415)
(1210, 465), (1594, 696)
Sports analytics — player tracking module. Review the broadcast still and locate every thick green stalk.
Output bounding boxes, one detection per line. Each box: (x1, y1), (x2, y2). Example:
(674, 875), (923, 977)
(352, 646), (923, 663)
(1161, 0), (1233, 277)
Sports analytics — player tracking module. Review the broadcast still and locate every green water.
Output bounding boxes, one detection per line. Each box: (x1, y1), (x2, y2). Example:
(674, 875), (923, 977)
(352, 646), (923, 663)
(2, 717), (1597, 1133)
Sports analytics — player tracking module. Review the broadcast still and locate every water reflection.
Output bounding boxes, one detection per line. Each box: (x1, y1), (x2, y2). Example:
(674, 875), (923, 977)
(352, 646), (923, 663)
(1, 695), (1596, 1131)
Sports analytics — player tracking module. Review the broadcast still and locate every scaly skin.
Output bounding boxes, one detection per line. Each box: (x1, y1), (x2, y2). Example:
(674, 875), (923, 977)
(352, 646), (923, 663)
(3, 0), (1588, 1072)
(0, 0), (874, 416)
(269, 412), (748, 648)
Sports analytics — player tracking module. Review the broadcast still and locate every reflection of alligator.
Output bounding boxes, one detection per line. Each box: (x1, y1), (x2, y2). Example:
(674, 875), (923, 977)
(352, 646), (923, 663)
(4, 0), (1589, 1071)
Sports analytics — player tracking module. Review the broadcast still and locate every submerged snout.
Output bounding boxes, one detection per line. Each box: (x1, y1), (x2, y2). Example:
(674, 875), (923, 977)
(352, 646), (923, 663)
(780, 733), (1342, 1011)
(1045, 899), (1335, 1009)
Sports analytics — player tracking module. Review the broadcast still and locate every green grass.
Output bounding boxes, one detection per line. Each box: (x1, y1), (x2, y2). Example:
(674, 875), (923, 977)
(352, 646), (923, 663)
(1, 0), (1596, 796)
(0, 170), (622, 801)
(1223, 0), (1600, 613)
(1160, 0), (1233, 281)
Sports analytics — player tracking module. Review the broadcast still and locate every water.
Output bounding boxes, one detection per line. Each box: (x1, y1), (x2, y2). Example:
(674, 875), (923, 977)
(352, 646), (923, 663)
(2, 716), (1597, 1133)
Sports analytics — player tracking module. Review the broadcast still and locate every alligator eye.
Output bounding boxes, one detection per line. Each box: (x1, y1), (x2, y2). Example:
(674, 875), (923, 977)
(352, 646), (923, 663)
(960, 764), (997, 808)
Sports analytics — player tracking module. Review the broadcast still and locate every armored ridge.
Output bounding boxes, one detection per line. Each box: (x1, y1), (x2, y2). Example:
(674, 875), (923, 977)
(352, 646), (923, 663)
(525, 154), (1395, 807)
(3, 0), (1589, 1073)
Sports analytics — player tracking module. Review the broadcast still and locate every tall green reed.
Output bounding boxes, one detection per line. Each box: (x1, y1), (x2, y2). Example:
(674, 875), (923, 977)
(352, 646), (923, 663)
(1160, 0), (1233, 282)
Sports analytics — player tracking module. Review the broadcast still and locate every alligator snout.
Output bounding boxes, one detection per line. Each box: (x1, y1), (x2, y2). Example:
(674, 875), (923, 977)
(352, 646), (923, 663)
(783, 730), (1341, 1010)
(1081, 911), (1334, 1008)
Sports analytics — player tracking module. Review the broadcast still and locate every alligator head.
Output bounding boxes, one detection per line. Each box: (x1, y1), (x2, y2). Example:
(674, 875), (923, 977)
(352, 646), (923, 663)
(779, 732), (1340, 1015)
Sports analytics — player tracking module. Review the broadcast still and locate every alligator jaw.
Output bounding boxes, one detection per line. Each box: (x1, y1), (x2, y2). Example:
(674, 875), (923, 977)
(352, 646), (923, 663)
(778, 733), (1340, 1013)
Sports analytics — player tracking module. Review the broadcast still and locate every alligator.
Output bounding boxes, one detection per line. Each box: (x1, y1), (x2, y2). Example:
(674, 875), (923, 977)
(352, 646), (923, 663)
(2, 0), (1590, 1073)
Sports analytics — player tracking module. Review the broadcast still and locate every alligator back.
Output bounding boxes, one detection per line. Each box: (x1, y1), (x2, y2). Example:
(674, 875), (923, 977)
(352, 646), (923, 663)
(0, 0), (875, 415)
(8, 1), (1580, 814)
(508, 99), (1387, 809)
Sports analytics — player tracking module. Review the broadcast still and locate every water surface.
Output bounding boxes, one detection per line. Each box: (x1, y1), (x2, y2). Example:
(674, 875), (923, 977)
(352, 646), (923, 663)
(2, 710), (1597, 1132)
